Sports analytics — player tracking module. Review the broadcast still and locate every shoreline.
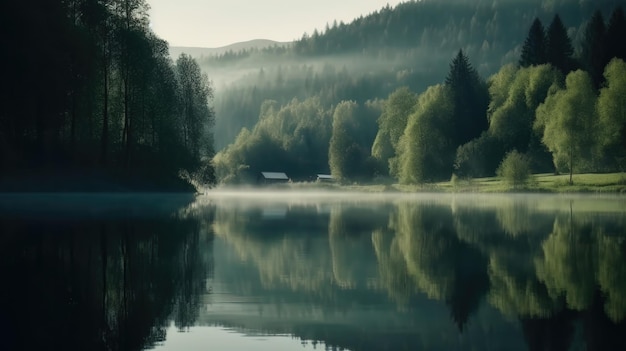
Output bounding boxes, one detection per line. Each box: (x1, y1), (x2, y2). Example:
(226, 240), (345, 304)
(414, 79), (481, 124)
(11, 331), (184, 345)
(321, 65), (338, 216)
(0, 169), (198, 193)
(206, 172), (626, 194)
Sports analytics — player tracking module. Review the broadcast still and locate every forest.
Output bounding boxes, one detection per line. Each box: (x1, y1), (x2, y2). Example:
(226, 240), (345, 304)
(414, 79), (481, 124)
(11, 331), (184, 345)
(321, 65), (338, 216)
(0, 0), (215, 191)
(3, 0), (625, 189)
(210, 0), (626, 185)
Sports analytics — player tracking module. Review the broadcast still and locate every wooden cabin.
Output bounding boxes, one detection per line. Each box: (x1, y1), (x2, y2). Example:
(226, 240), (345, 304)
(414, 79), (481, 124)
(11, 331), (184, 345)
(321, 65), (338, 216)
(316, 174), (335, 183)
(258, 172), (290, 184)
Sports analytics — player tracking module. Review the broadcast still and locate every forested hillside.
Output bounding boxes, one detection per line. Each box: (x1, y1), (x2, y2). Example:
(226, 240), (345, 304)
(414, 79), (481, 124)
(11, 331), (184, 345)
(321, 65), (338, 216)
(203, 0), (622, 150)
(0, 0), (216, 191)
(210, 0), (626, 185)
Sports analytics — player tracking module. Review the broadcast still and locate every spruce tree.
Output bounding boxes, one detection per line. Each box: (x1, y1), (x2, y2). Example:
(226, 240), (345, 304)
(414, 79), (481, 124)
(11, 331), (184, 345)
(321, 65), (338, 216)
(519, 18), (547, 67)
(445, 50), (489, 147)
(546, 14), (575, 75)
(580, 11), (607, 89)
(606, 7), (626, 62)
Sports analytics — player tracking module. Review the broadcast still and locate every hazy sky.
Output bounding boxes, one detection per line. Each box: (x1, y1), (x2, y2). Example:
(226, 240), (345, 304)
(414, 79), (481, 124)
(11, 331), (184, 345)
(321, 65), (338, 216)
(147, 0), (406, 48)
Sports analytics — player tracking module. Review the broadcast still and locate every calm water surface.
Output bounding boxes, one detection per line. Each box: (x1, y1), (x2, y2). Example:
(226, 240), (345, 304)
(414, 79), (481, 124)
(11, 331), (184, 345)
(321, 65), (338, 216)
(1, 192), (625, 351)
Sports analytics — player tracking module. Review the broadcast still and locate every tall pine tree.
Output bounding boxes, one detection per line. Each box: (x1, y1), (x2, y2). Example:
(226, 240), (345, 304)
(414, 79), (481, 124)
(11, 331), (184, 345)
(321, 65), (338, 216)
(580, 11), (607, 89)
(445, 50), (489, 147)
(606, 7), (626, 62)
(546, 14), (575, 75)
(520, 18), (547, 67)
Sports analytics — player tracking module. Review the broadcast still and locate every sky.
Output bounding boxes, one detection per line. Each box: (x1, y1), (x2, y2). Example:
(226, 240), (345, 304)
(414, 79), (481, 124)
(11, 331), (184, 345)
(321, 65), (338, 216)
(147, 0), (406, 48)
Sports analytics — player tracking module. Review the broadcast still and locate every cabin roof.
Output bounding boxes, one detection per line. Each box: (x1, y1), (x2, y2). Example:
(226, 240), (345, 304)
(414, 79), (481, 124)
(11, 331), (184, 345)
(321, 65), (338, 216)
(316, 174), (333, 179)
(261, 172), (289, 180)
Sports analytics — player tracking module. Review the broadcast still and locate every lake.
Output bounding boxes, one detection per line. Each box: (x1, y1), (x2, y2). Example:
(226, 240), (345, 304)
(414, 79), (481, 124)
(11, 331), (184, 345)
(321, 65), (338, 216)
(1, 191), (625, 350)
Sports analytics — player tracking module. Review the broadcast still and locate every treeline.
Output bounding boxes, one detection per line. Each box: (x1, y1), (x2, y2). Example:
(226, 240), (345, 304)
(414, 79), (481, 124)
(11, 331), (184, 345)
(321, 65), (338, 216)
(213, 63), (412, 150)
(204, 0), (620, 150)
(293, 0), (614, 59)
(214, 7), (626, 184)
(0, 0), (215, 190)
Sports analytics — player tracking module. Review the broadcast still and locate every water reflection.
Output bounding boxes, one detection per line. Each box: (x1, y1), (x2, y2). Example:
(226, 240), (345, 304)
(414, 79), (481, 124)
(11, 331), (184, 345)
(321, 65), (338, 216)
(204, 193), (626, 350)
(0, 194), (212, 351)
(2, 193), (626, 350)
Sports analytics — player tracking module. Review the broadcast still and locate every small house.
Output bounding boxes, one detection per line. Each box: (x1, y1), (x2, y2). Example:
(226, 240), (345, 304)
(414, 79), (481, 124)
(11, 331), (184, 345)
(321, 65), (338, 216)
(316, 174), (335, 183)
(258, 171), (290, 184)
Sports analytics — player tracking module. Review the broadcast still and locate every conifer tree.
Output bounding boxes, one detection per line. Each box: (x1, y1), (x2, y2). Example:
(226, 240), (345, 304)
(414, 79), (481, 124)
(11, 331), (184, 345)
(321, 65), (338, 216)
(445, 50), (489, 147)
(580, 11), (607, 89)
(606, 7), (626, 62)
(520, 18), (547, 67)
(546, 14), (575, 75)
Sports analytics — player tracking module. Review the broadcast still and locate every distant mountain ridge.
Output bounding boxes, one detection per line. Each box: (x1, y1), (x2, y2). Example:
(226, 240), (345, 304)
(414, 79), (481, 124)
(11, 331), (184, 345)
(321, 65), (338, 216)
(169, 39), (291, 58)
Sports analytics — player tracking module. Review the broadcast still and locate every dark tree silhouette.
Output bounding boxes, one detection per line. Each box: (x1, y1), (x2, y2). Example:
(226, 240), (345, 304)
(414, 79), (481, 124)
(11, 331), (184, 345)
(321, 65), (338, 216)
(546, 14), (575, 75)
(0, 0), (216, 191)
(445, 50), (489, 147)
(520, 18), (547, 67)
(606, 7), (626, 62)
(580, 11), (607, 89)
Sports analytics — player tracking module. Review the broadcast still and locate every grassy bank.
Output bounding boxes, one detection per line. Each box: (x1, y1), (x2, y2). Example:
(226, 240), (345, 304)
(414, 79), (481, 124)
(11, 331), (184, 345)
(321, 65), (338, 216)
(302, 172), (626, 193)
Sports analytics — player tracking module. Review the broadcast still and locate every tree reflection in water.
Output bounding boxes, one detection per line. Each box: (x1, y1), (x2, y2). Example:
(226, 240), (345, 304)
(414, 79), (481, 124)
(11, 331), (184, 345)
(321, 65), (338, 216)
(0, 199), (213, 351)
(210, 194), (626, 351)
(2, 194), (626, 351)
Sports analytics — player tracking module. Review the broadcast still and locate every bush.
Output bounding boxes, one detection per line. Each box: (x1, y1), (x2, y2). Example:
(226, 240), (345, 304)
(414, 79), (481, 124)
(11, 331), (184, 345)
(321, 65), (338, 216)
(497, 150), (531, 188)
(450, 173), (459, 189)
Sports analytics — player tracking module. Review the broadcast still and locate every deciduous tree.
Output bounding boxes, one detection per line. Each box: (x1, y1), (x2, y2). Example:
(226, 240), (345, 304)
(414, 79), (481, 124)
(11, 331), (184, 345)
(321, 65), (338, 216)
(371, 87), (417, 174)
(535, 70), (597, 184)
(597, 59), (626, 169)
(329, 101), (362, 182)
(396, 85), (454, 184)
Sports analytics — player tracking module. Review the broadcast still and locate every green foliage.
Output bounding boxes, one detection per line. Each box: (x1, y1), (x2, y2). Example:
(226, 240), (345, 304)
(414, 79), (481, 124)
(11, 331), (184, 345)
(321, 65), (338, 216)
(329, 101), (362, 182)
(176, 53), (216, 162)
(371, 87), (417, 175)
(396, 85), (454, 184)
(491, 65), (561, 159)
(210, 6), (626, 187)
(496, 150), (532, 188)
(455, 133), (505, 178)
(214, 97), (332, 184)
(205, 1), (618, 151)
(535, 217), (597, 311)
(597, 232), (626, 322)
(535, 70), (598, 184)
(455, 64), (560, 177)
(597, 58), (626, 170)
(0, 0), (216, 189)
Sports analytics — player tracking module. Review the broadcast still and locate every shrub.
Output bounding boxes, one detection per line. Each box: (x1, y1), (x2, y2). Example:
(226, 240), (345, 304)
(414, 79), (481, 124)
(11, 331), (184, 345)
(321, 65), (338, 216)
(497, 150), (531, 188)
(450, 173), (459, 190)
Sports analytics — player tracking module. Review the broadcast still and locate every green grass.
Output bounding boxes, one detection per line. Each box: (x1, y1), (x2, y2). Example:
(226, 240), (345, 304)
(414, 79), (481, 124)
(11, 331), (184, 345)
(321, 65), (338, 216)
(312, 172), (626, 194)
(442, 172), (626, 193)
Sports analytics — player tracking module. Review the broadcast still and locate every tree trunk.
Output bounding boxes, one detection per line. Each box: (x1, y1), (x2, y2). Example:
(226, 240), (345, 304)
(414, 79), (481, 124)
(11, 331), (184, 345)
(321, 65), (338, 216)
(100, 65), (109, 165)
(100, 36), (109, 166)
(70, 91), (76, 156)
